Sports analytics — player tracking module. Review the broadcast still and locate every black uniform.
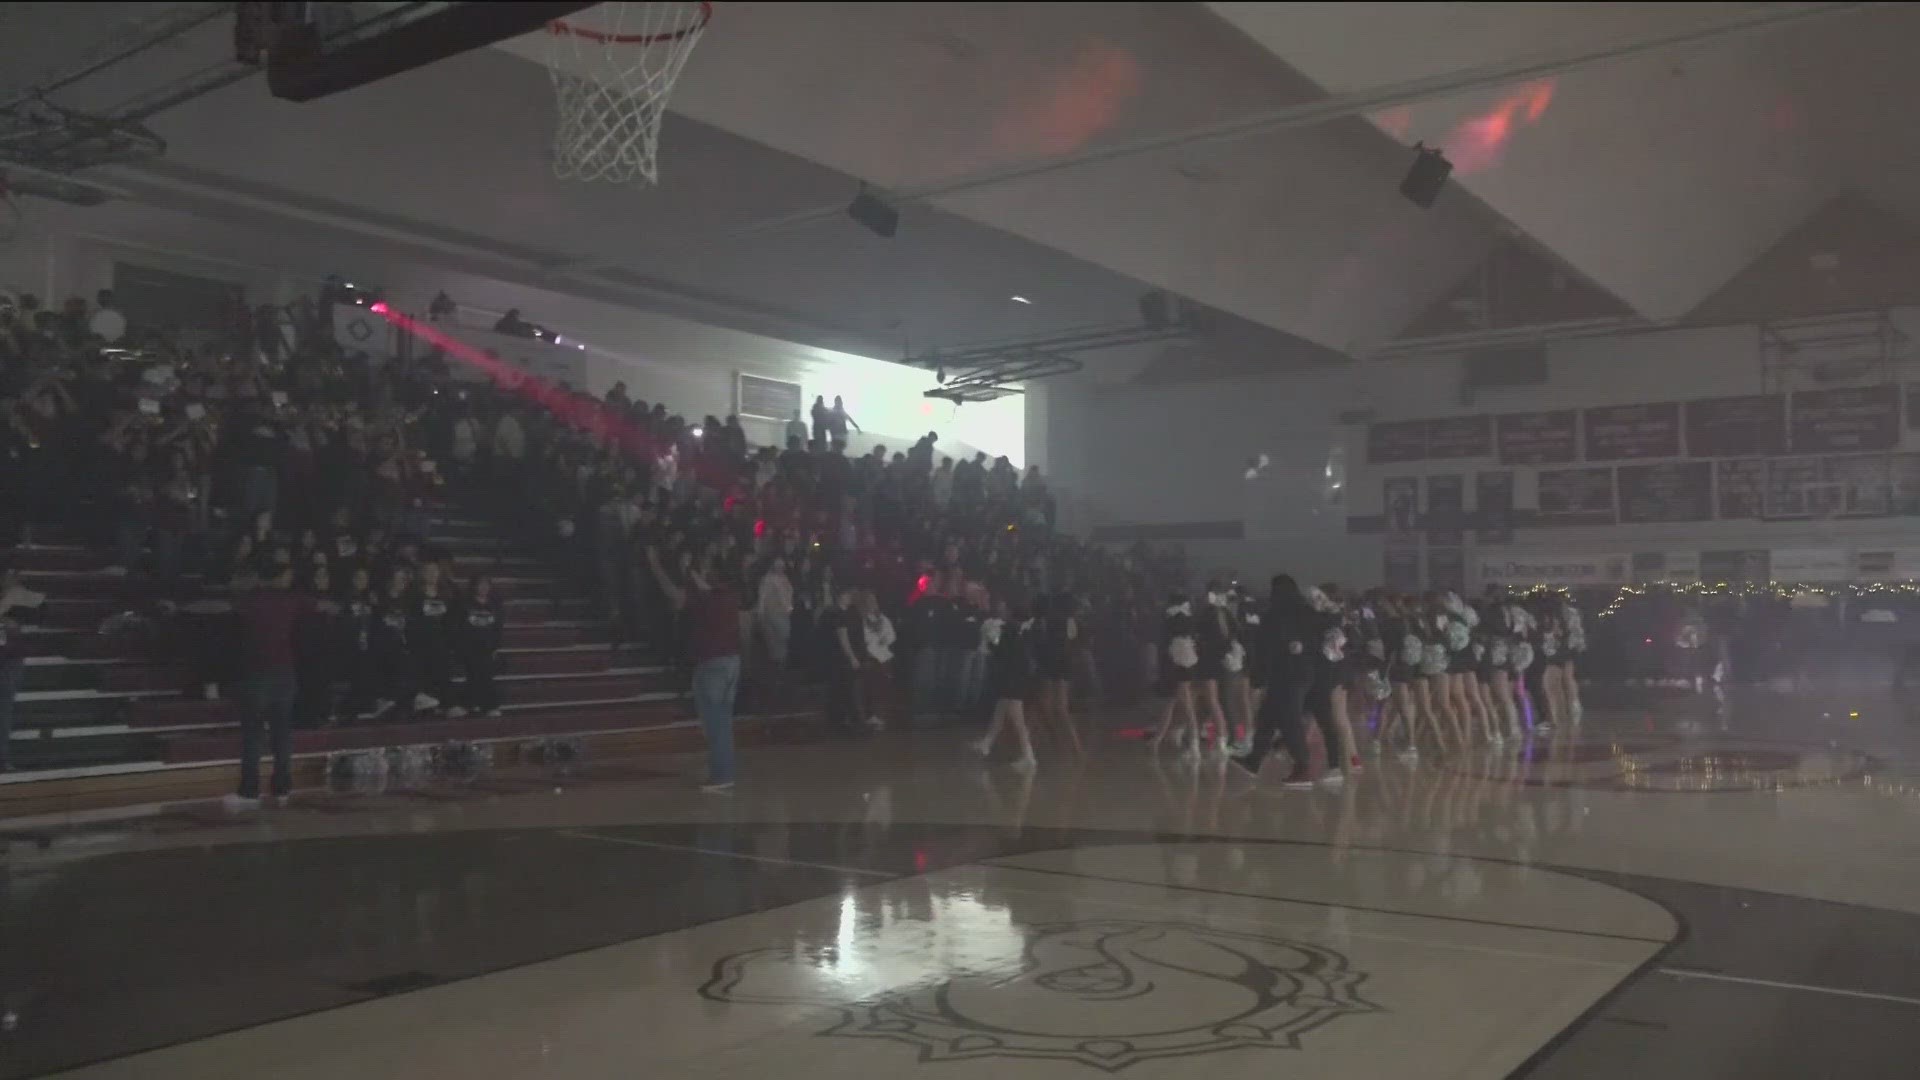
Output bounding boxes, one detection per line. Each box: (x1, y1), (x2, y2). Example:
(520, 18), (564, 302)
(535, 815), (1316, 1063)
(986, 617), (1035, 702)
(408, 585), (456, 707)
(455, 589), (504, 713)
(370, 589), (416, 716)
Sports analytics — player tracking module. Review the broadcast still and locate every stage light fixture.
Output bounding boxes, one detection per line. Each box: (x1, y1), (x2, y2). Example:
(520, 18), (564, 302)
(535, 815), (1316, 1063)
(847, 189), (899, 238)
(1400, 142), (1452, 209)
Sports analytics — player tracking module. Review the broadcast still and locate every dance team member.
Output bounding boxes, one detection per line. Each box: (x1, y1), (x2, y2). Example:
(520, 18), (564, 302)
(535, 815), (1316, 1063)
(972, 597), (1038, 772)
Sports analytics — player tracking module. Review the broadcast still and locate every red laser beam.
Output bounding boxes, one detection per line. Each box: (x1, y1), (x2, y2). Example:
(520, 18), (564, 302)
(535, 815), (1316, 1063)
(372, 304), (742, 492)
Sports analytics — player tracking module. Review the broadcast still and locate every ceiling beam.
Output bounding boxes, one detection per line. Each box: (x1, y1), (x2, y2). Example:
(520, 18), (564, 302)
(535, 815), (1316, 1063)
(706, 2), (1868, 247)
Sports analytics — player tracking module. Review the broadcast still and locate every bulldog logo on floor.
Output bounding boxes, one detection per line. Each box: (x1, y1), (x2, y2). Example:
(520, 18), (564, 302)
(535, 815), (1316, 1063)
(699, 919), (1379, 1071)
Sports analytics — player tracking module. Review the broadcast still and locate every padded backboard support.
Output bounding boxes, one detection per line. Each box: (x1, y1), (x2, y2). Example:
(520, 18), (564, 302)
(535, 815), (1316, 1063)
(267, 2), (596, 102)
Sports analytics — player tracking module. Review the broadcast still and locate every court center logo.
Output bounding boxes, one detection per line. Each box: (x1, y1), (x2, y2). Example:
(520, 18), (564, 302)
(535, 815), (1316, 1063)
(699, 919), (1379, 1071)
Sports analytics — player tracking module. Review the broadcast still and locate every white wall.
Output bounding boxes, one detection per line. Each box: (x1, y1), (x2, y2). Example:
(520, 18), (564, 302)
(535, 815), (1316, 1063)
(1042, 366), (1357, 584)
(1046, 312), (1920, 588)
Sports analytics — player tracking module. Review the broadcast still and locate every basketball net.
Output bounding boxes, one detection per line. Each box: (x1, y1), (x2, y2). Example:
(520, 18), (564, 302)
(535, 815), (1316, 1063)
(545, 2), (712, 185)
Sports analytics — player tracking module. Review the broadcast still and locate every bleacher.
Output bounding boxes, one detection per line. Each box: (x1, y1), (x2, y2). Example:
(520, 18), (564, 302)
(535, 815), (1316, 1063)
(1, 506), (817, 811)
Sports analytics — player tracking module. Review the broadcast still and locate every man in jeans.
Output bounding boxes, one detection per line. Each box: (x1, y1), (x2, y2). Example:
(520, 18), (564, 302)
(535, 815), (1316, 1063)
(649, 546), (741, 794)
(227, 565), (320, 809)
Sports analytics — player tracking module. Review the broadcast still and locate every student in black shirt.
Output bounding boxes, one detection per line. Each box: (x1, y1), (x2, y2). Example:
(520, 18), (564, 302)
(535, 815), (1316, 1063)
(809, 395), (830, 448)
(454, 575), (504, 718)
(1231, 575), (1317, 789)
(338, 566), (380, 718)
(409, 560), (456, 715)
(821, 584), (875, 734)
(369, 567), (419, 720)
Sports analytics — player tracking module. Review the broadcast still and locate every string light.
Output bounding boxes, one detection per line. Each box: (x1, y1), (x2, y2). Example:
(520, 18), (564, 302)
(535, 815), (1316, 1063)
(1591, 578), (1920, 619)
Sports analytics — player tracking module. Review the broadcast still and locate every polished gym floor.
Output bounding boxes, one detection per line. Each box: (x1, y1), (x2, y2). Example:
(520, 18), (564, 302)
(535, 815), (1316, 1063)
(5, 682), (1920, 1078)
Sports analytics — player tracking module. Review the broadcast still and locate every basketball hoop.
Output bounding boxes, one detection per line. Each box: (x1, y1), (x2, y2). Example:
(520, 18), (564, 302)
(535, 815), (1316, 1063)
(545, 2), (712, 185)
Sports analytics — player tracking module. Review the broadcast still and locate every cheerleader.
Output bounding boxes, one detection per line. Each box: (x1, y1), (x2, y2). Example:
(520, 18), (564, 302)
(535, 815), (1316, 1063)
(1149, 592), (1204, 760)
(1030, 592), (1083, 754)
(1320, 588), (1367, 772)
(1313, 586), (1364, 779)
(1192, 581), (1237, 757)
(1417, 593), (1462, 750)
(1374, 593), (1430, 762)
(1503, 594), (1539, 731)
(453, 574), (504, 718)
(1479, 587), (1523, 740)
(1441, 591), (1496, 745)
(1232, 584), (1263, 749)
(970, 597), (1037, 772)
(1558, 593), (1586, 720)
(1525, 594), (1561, 732)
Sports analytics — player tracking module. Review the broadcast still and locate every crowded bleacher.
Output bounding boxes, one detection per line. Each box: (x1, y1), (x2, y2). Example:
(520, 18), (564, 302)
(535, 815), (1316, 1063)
(0, 278), (1192, 784)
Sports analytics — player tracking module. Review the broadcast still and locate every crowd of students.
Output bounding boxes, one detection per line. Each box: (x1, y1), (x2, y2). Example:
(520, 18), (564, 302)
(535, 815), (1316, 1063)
(2, 279), (1200, 792)
(1, 287), (532, 795)
(4, 278), (1618, 799)
(451, 364), (1188, 738)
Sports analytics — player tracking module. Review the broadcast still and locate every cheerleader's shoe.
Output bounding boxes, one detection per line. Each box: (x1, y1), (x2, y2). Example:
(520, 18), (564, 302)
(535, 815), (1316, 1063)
(1318, 769), (1346, 788)
(413, 692), (440, 712)
(484, 708), (504, 719)
(446, 707), (468, 719)
(1011, 753), (1038, 774)
(1397, 748), (1421, 766)
(1179, 744), (1202, 765)
(969, 738), (993, 758)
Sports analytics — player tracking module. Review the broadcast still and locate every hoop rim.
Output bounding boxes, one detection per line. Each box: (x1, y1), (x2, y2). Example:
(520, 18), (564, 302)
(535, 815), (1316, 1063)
(548, 1), (712, 45)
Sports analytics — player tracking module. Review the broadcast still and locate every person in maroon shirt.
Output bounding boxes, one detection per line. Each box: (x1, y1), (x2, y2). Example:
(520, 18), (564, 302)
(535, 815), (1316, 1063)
(228, 566), (326, 808)
(648, 545), (740, 793)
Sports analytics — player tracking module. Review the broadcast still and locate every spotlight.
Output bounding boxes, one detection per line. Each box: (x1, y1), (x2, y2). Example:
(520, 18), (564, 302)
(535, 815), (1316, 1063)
(1400, 142), (1452, 209)
(847, 189), (899, 238)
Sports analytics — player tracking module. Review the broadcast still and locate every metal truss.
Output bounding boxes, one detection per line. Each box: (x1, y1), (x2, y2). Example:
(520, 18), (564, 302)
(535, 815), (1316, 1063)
(0, 2), (439, 201)
(909, 319), (1198, 403)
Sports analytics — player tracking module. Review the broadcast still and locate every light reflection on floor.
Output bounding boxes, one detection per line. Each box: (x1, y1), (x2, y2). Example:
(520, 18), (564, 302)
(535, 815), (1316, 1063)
(6, 682), (1920, 1078)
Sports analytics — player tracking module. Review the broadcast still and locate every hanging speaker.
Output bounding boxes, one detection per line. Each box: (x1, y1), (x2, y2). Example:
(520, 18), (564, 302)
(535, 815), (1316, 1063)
(1400, 142), (1452, 209)
(847, 190), (899, 238)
